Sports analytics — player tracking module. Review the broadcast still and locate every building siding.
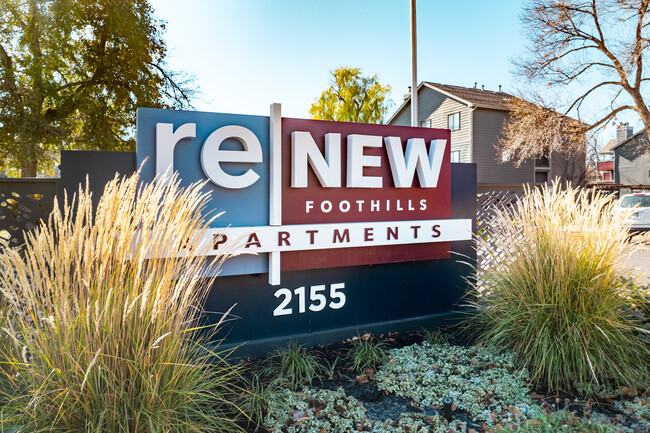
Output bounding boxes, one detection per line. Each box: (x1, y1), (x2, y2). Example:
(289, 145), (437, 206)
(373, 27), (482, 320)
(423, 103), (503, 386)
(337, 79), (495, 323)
(390, 87), (472, 163)
(472, 108), (534, 185)
(615, 133), (650, 185)
(389, 86), (585, 188)
(390, 102), (411, 126)
(549, 151), (585, 186)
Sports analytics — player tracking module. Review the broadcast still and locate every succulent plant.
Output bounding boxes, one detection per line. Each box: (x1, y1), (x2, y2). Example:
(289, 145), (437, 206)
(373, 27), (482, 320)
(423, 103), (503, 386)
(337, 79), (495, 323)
(376, 343), (533, 424)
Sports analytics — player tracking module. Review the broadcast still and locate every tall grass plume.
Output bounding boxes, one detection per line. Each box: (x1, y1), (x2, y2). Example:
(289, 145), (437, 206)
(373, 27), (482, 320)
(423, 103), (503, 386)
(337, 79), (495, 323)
(469, 182), (649, 394)
(0, 171), (245, 432)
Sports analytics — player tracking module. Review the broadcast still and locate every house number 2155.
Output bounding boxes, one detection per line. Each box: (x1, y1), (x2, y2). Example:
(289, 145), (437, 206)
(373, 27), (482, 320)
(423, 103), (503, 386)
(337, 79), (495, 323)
(273, 283), (346, 317)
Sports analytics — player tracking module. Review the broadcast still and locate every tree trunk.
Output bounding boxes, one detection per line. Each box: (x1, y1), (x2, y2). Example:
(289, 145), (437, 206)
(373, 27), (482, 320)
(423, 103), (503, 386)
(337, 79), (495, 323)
(628, 87), (650, 134)
(20, 137), (38, 177)
(20, 159), (37, 178)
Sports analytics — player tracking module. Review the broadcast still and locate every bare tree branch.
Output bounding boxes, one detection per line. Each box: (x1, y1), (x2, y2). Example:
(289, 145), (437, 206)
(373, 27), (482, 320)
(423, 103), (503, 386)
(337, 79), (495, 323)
(588, 104), (636, 130)
(498, 95), (589, 185)
(517, 0), (650, 138)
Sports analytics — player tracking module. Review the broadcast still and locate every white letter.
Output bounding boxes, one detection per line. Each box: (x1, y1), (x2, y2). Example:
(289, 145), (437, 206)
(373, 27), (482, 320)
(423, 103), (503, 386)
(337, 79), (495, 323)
(305, 201), (314, 213)
(347, 134), (382, 188)
(292, 132), (341, 188)
(156, 123), (196, 178)
(384, 137), (447, 187)
(201, 125), (263, 189)
(321, 201), (332, 213)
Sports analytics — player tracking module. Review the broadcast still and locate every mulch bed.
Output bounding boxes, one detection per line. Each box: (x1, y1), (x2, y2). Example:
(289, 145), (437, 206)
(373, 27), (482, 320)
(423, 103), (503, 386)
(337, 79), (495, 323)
(238, 326), (649, 432)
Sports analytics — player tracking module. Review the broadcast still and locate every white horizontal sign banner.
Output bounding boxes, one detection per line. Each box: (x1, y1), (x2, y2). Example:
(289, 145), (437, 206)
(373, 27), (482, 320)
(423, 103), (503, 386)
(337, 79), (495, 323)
(205, 219), (472, 255)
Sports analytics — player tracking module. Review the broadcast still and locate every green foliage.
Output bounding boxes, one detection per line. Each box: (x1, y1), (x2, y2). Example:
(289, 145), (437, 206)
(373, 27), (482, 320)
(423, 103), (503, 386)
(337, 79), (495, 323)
(348, 335), (388, 372)
(421, 328), (449, 345)
(615, 396), (650, 427)
(242, 374), (288, 427)
(0, 172), (243, 432)
(264, 387), (460, 433)
(0, 300), (16, 409)
(376, 343), (534, 425)
(309, 66), (392, 124)
(322, 355), (342, 380)
(469, 182), (650, 394)
(265, 387), (370, 432)
(261, 341), (324, 391)
(0, 0), (194, 176)
(498, 410), (615, 433)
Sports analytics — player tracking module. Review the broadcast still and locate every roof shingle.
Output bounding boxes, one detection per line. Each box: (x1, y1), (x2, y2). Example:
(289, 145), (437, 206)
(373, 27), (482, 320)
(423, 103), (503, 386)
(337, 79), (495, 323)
(424, 82), (513, 110)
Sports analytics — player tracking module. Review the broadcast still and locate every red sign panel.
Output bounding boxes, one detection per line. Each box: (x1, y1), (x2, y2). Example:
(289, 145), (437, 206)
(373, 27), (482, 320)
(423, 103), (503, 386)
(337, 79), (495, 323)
(280, 118), (451, 271)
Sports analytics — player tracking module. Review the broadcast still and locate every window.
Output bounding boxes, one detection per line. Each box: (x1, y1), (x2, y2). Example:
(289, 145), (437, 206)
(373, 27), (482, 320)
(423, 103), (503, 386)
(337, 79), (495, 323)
(535, 171), (549, 184)
(419, 120), (431, 128)
(534, 156), (550, 168)
(620, 196), (650, 207)
(447, 112), (460, 131)
(451, 150), (460, 163)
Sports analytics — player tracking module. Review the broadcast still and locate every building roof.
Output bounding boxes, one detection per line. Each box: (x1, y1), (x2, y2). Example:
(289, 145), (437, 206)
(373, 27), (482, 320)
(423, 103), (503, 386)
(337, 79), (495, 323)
(388, 82), (513, 124)
(600, 139), (617, 154)
(611, 128), (647, 151)
(423, 82), (512, 110)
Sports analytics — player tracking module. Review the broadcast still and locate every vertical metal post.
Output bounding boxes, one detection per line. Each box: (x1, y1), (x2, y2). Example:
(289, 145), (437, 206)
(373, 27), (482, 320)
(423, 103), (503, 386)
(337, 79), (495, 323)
(269, 103), (282, 285)
(410, 0), (418, 127)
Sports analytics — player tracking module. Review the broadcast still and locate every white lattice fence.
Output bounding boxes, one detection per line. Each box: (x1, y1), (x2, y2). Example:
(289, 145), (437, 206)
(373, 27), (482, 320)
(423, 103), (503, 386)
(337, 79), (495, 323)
(476, 190), (522, 271)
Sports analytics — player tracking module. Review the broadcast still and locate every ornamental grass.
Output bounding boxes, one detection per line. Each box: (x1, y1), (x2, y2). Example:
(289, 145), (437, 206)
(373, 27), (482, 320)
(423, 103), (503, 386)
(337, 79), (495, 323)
(0, 172), (245, 432)
(470, 182), (650, 395)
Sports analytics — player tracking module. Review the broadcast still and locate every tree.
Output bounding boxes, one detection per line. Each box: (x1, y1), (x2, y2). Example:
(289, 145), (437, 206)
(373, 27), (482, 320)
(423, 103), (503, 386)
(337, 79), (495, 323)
(516, 0), (650, 135)
(497, 94), (592, 184)
(0, 0), (194, 177)
(309, 67), (392, 124)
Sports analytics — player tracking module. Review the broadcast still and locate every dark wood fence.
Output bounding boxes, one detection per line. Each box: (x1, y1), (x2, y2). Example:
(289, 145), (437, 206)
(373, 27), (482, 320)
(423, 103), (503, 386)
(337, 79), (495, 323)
(0, 178), (59, 248)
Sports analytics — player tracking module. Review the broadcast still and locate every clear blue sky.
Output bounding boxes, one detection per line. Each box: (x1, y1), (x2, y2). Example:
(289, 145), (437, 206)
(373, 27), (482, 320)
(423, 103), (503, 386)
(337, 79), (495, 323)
(149, 0), (629, 143)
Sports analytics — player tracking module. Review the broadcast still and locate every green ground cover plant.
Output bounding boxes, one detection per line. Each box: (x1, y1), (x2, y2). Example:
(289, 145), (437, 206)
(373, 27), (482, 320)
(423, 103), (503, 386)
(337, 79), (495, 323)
(498, 409), (616, 433)
(253, 335), (647, 432)
(264, 387), (463, 433)
(375, 342), (534, 425)
(615, 397), (650, 429)
(470, 182), (650, 395)
(0, 172), (245, 432)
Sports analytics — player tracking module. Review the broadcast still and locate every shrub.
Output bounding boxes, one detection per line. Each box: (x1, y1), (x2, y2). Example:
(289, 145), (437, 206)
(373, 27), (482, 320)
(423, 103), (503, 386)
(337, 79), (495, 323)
(261, 340), (324, 391)
(0, 172), (244, 432)
(348, 334), (388, 372)
(470, 182), (650, 394)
